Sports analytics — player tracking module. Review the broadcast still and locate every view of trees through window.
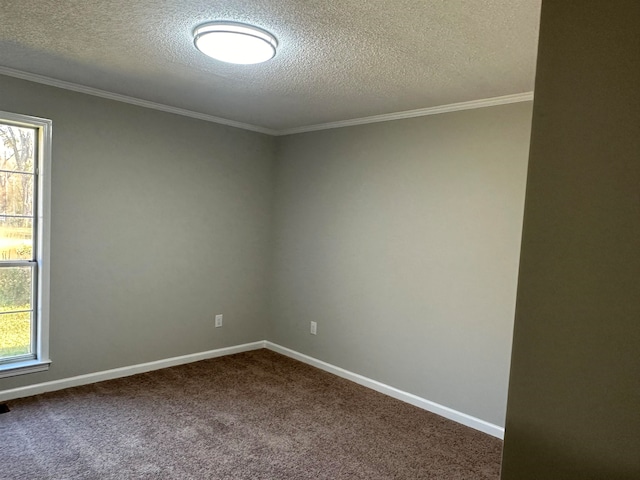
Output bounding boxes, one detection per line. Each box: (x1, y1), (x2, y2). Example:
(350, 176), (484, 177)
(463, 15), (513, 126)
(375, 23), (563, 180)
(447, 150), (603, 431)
(0, 123), (36, 361)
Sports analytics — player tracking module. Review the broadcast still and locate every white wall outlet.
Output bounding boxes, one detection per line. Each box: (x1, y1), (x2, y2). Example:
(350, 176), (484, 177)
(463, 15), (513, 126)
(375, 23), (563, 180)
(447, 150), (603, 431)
(310, 321), (317, 335)
(215, 314), (223, 328)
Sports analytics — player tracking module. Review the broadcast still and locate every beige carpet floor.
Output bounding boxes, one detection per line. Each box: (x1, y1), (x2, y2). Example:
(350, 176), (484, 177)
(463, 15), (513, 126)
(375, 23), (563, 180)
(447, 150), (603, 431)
(0, 349), (503, 479)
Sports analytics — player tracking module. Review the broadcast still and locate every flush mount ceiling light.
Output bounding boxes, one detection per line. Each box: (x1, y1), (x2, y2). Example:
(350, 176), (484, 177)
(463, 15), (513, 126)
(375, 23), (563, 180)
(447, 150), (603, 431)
(194, 22), (278, 65)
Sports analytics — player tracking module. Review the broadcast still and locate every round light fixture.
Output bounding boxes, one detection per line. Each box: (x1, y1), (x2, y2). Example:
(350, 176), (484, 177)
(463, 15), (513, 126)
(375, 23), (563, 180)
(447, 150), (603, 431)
(194, 22), (277, 65)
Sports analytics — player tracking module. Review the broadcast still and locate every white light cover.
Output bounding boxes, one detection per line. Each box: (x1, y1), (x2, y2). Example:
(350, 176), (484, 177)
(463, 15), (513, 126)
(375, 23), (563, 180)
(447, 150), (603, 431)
(194, 22), (277, 65)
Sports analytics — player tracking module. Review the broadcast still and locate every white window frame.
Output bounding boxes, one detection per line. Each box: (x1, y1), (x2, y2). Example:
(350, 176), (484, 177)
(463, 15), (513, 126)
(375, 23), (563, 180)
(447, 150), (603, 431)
(0, 111), (51, 378)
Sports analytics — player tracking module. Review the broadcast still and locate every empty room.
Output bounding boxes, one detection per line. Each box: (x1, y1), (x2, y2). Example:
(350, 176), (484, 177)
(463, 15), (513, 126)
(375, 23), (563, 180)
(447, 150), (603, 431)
(0, 1), (638, 479)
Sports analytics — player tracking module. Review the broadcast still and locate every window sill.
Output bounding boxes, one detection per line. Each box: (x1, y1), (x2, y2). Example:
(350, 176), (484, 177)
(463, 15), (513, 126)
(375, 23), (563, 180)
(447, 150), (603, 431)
(0, 359), (51, 379)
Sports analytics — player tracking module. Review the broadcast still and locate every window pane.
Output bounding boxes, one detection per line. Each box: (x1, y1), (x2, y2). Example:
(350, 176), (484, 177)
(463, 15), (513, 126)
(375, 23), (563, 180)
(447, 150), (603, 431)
(0, 311), (32, 359)
(0, 171), (34, 216)
(0, 216), (33, 260)
(0, 266), (32, 309)
(0, 125), (35, 173)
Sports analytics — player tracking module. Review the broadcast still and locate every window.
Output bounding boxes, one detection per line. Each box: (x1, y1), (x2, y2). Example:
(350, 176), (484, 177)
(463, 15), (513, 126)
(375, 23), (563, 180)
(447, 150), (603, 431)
(0, 111), (51, 378)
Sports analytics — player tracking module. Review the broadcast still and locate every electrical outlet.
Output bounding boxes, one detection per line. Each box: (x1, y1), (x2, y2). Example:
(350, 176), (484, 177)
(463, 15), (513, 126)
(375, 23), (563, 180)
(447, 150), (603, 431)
(310, 321), (317, 335)
(215, 314), (223, 328)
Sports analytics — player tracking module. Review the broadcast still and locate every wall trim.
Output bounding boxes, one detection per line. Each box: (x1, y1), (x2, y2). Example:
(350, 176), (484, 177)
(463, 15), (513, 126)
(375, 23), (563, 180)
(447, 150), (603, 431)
(265, 342), (505, 439)
(0, 339), (504, 438)
(0, 341), (266, 402)
(275, 92), (534, 136)
(0, 66), (277, 136)
(0, 66), (532, 138)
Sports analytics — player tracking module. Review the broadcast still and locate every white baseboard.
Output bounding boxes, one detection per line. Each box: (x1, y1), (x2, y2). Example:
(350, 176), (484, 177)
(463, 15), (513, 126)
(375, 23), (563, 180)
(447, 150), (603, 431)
(0, 341), (266, 403)
(0, 339), (504, 439)
(265, 342), (505, 439)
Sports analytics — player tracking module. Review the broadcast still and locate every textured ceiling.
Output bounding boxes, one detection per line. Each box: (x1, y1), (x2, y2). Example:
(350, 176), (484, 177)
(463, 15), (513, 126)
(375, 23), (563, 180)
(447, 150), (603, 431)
(0, 0), (541, 132)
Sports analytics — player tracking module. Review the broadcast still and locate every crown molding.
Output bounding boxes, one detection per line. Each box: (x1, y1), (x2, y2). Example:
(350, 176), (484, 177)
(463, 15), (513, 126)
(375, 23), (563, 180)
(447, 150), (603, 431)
(0, 66), (278, 136)
(0, 66), (533, 137)
(275, 92), (534, 136)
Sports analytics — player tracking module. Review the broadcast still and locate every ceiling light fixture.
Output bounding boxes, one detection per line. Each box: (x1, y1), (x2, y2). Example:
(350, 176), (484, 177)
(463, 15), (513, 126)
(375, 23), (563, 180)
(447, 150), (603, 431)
(194, 22), (278, 65)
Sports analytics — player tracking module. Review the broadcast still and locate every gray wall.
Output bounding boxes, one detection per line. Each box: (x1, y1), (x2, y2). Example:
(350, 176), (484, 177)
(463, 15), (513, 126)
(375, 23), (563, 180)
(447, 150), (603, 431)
(501, 2), (640, 479)
(0, 75), (275, 391)
(269, 103), (532, 426)
(0, 74), (535, 431)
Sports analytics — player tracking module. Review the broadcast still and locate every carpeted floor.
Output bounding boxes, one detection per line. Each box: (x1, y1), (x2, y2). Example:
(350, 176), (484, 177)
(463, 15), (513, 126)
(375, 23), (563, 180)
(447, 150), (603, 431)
(0, 350), (503, 479)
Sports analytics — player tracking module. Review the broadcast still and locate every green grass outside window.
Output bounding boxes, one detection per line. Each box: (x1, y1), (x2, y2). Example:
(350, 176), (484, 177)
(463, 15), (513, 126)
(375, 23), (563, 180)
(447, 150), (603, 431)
(0, 305), (31, 358)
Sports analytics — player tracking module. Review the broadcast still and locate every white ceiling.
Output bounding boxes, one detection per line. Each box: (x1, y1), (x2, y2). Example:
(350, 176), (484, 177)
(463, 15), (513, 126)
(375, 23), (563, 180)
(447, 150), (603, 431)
(0, 0), (541, 134)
